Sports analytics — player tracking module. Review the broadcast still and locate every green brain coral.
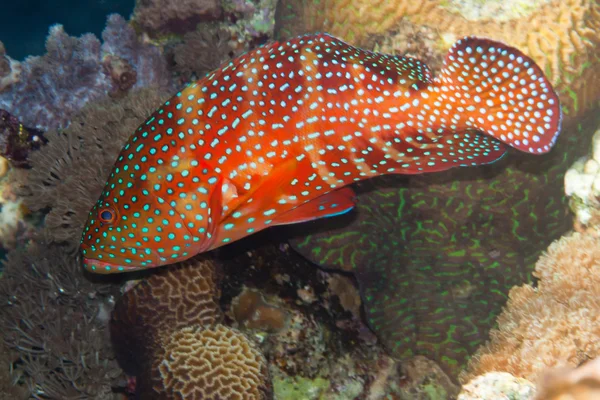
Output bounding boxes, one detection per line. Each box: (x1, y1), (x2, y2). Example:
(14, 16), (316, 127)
(291, 116), (598, 378)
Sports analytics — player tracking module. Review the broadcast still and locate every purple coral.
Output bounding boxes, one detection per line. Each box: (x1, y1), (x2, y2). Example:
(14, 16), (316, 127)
(0, 25), (111, 131)
(0, 42), (21, 93)
(0, 109), (47, 167)
(101, 14), (173, 92)
(0, 15), (173, 132)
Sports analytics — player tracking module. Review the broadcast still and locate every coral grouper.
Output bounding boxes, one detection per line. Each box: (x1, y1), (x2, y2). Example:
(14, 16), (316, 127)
(80, 33), (561, 273)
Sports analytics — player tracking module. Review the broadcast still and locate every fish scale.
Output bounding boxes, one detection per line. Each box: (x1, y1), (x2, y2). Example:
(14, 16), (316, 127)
(80, 33), (561, 273)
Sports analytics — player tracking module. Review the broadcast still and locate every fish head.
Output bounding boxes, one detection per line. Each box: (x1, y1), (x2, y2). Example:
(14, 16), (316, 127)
(79, 167), (202, 274)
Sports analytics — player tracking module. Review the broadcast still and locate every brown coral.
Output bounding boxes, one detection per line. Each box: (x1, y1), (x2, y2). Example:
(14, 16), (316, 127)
(144, 324), (271, 400)
(0, 240), (123, 398)
(170, 23), (238, 83)
(462, 233), (600, 383)
(109, 259), (273, 399)
(274, 0), (600, 117)
(0, 343), (28, 400)
(110, 259), (221, 375)
(132, 0), (222, 37)
(102, 55), (138, 96)
(10, 88), (168, 250)
(231, 287), (289, 332)
(366, 18), (445, 75)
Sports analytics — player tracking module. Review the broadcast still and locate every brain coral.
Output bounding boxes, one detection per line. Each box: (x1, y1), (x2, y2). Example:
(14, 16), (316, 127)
(274, 0), (600, 117)
(110, 259), (221, 376)
(461, 232), (600, 383)
(146, 324), (271, 400)
(110, 259), (272, 399)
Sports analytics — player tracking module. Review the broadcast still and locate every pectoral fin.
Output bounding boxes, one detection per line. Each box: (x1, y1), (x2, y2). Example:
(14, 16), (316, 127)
(271, 187), (356, 226)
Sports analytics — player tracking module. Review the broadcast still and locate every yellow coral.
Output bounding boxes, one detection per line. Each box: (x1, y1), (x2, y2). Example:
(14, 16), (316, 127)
(275, 0), (600, 117)
(151, 324), (270, 400)
(461, 233), (600, 383)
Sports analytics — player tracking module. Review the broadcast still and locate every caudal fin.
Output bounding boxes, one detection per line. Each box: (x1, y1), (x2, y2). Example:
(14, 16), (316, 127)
(435, 37), (562, 154)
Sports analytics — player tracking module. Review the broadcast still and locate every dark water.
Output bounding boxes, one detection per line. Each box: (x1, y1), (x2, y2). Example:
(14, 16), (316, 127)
(0, 0), (135, 60)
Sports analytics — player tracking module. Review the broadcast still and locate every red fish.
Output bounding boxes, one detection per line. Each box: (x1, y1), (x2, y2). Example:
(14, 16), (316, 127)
(80, 33), (561, 273)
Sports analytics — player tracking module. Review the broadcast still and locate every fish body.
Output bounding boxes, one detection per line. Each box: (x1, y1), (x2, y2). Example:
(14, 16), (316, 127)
(80, 33), (561, 273)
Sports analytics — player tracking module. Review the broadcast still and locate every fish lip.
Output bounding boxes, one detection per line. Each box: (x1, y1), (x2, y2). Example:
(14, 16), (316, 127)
(81, 257), (134, 273)
(80, 245), (163, 272)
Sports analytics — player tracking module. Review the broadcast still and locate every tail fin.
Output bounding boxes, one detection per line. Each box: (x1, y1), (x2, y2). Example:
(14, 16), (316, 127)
(434, 37), (562, 154)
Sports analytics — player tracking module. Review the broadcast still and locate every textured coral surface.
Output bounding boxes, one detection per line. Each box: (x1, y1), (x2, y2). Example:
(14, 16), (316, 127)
(0, 15), (172, 132)
(458, 372), (535, 400)
(462, 233), (600, 383)
(150, 324), (270, 400)
(0, 241), (123, 398)
(11, 88), (168, 250)
(274, 0), (600, 118)
(132, 0), (221, 36)
(565, 128), (600, 236)
(110, 259), (221, 376)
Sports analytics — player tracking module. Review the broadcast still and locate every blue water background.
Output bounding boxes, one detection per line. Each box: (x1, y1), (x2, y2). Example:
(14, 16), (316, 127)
(0, 0), (135, 60)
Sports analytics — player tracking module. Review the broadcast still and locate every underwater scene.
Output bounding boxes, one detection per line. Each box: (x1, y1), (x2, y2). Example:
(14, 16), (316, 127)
(0, 0), (599, 399)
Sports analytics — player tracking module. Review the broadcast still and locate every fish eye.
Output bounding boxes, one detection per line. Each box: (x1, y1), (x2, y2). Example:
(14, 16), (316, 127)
(98, 207), (116, 224)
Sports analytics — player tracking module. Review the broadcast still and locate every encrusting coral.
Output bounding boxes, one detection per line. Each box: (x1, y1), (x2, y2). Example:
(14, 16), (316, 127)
(274, 0), (600, 118)
(231, 287), (290, 332)
(565, 128), (600, 236)
(461, 232), (600, 384)
(10, 88), (168, 250)
(0, 240), (123, 398)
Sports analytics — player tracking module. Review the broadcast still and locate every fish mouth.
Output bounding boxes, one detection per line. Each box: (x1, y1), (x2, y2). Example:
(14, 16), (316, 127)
(80, 245), (163, 273)
(81, 257), (138, 273)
